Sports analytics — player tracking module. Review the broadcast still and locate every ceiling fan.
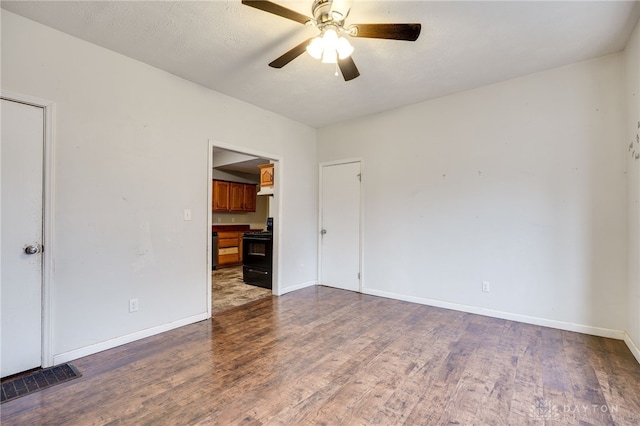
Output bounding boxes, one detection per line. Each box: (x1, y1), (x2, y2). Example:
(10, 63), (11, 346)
(241, 0), (421, 81)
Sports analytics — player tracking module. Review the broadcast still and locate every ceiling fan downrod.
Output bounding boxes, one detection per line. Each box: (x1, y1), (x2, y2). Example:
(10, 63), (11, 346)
(311, 0), (349, 25)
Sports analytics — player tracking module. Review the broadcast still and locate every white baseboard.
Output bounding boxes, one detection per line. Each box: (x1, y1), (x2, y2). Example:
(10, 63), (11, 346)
(362, 288), (626, 340)
(277, 280), (317, 296)
(624, 332), (640, 364)
(51, 289), (640, 367)
(53, 312), (210, 365)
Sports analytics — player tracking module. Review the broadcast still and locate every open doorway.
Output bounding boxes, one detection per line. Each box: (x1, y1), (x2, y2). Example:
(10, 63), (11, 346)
(209, 143), (280, 314)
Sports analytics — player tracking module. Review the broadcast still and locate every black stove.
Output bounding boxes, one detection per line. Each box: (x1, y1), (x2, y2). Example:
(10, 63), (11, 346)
(242, 218), (273, 289)
(243, 231), (273, 239)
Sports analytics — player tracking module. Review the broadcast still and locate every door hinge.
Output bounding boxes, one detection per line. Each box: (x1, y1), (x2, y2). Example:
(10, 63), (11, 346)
(357, 272), (361, 280)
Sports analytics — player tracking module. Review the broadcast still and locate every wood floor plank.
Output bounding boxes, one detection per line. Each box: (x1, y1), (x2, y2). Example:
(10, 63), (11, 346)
(259, 298), (422, 425)
(2, 286), (640, 425)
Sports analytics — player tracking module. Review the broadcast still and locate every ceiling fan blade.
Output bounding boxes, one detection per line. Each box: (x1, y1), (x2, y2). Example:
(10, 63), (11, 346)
(241, 0), (312, 25)
(338, 56), (360, 81)
(349, 23), (421, 41)
(269, 38), (314, 69)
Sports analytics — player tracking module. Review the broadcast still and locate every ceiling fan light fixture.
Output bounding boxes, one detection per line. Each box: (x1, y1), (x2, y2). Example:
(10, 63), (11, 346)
(336, 36), (354, 59)
(323, 28), (339, 46)
(307, 28), (353, 64)
(321, 46), (338, 64)
(306, 37), (324, 59)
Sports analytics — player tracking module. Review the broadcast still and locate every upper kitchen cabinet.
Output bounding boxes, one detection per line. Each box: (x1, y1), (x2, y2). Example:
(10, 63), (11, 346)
(258, 164), (274, 188)
(213, 179), (257, 212)
(243, 184), (257, 211)
(213, 180), (230, 211)
(229, 183), (244, 211)
(257, 163), (275, 196)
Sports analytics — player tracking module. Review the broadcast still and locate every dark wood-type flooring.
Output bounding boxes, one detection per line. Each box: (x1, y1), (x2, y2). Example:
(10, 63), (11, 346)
(2, 286), (640, 425)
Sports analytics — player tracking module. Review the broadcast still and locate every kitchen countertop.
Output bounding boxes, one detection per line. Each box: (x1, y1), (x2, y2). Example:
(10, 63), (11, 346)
(212, 224), (250, 232)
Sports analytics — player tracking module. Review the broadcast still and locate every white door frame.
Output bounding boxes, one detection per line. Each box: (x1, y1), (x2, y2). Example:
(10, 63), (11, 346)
(207, 140), (283, 298)
(318, 158), (364, 292)
(1, 90), (56, 369)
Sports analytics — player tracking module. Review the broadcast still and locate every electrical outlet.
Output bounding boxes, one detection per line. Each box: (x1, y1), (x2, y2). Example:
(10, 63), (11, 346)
(129, 298), (139, 313)
(482, 281), (490, 292)
(183, 209), (192, 221)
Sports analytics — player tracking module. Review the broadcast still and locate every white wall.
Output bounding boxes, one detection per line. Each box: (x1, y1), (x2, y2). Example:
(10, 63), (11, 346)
(318, 54), (628, 335)
(625, 20), (640, 359)
(1, 11), (318, 361)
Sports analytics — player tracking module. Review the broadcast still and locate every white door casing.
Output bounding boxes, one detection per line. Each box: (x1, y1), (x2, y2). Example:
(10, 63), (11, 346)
(1, 98), (45, 377)
(319, 160), (362, 292)
(210, 140), (282, 295)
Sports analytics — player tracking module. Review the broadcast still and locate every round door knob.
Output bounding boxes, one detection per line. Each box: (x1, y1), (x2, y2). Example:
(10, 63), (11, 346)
(24, 245), (40, 255)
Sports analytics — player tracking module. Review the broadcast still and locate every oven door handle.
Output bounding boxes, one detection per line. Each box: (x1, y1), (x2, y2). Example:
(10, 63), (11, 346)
(247, 268), (269, 275)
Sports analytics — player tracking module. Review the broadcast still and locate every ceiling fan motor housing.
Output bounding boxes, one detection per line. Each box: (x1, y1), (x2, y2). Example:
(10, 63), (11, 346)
(312, 0), (343, 25)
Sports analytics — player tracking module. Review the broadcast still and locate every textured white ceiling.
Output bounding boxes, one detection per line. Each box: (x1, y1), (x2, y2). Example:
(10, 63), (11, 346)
(3, 1), (639, 128)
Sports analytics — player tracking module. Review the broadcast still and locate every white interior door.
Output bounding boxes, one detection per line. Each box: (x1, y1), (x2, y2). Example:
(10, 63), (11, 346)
(1, 98), (44, 377)
(320, 161), (361, 292)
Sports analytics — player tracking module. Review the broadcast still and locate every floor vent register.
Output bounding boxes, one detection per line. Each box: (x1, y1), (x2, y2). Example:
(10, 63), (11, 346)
(1, 363), (81, 404)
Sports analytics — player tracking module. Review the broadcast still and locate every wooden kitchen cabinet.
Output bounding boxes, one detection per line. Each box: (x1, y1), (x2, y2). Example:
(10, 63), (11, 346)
(258, 164), (274, 188)
(213, 225), (250, 269)
(217, 231), (242, 267)
(229, 183), (245, 211)
(243, 184), (256, 211)
(212, 180), (230, 212)
(213, 179), (257, 212)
